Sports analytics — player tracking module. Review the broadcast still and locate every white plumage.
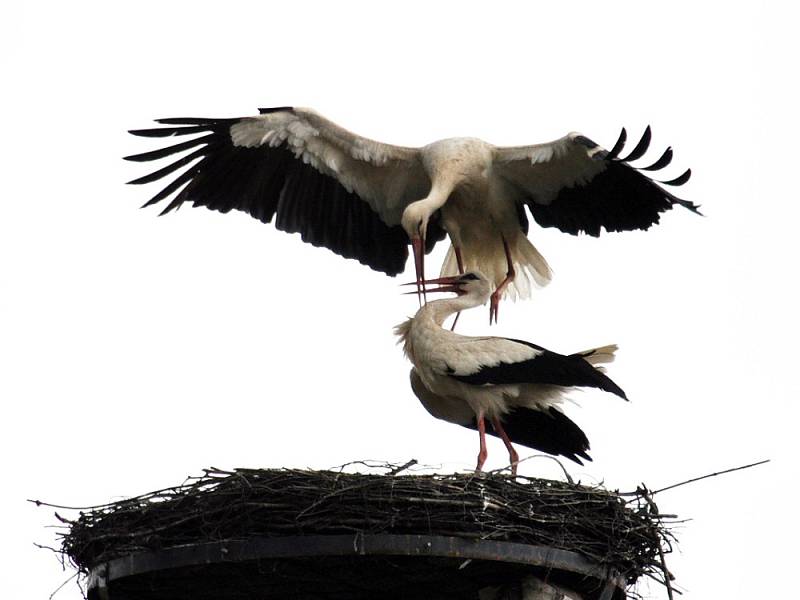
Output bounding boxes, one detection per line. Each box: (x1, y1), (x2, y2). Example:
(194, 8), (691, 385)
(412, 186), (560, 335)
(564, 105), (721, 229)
(127, 107), (698, 321)
(395, 272), (627, 473)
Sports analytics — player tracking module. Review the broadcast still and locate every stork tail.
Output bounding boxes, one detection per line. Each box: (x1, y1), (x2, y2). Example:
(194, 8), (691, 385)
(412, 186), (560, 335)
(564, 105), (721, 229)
(440, 236), (552, 301)
(580, 344), (618, 368)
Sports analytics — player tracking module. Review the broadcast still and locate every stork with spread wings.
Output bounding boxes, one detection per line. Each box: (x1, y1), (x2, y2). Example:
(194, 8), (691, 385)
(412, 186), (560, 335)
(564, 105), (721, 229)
(127, 106), (698, 322)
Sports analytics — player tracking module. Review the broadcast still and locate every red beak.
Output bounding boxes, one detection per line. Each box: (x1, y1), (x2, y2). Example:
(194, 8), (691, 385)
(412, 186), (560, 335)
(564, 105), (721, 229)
(402, 275), (463, 295)
(411, 237), (426, 306)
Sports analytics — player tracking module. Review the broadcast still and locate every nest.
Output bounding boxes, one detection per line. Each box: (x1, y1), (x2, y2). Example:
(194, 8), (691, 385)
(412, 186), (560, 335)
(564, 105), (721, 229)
(55, 465), (676, 599)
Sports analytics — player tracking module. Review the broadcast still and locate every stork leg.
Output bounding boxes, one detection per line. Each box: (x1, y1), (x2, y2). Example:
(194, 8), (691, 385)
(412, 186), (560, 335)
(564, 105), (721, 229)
(450, 246), (466, 331)
(455, 246), (465, 274)
(475, 413), (488, 473)
(491, 417), (520, 476)
(489, 237), (516, 325)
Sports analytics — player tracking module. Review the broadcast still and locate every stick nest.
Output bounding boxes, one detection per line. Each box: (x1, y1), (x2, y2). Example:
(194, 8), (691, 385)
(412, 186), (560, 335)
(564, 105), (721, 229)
(56, 465), (674, 589)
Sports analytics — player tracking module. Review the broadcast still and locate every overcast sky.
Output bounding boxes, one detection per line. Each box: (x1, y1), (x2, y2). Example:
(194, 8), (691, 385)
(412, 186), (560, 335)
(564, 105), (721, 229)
(2, 2), (796, 599)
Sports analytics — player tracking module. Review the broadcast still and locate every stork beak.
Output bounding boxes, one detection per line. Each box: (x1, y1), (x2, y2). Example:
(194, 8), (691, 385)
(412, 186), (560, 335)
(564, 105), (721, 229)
(411, 236), (426, 306)
(402, 275), (462, 295)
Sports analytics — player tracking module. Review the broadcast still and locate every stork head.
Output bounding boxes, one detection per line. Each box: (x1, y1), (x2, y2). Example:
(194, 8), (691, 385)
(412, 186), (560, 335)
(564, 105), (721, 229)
(419, 271), (492, 302)
(401, 202), (431, 242)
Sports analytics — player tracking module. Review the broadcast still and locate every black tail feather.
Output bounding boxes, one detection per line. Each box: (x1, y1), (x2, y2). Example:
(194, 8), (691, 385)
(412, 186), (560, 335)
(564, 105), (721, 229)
(469, 406), (592, 465)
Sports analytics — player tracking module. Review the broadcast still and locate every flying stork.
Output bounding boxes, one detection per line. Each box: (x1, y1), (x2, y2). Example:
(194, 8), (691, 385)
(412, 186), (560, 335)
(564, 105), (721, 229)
(395, 271), (627, 474)
(126, 106), (698, 321)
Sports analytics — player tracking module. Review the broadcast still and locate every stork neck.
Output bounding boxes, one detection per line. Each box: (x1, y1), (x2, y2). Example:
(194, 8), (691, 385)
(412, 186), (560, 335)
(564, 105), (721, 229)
(427, 179), (456, 209)
(410, 185), (450, 219)
(417, 294), (486, 326)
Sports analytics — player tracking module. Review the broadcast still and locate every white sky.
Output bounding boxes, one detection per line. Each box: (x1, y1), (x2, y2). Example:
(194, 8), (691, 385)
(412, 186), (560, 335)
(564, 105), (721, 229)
(2, 2), (797, 598)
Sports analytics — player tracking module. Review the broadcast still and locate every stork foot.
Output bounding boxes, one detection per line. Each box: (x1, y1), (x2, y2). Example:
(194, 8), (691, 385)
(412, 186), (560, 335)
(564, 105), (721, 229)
(489, 236), (515, 325)
(475, 451), (487, 473)
(491, 417), (519, 476)
(508, 448), (520, 476)
(489, 292), (501, 325)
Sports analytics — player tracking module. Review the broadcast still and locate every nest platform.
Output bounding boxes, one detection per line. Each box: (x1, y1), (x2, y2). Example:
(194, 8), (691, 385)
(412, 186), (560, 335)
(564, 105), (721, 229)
(58, 467), (674, 600)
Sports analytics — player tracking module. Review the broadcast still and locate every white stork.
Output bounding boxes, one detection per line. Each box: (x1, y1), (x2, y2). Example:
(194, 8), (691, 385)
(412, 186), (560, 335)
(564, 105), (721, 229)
(395, 271), (627, 474)
(127, 107), (698, 321)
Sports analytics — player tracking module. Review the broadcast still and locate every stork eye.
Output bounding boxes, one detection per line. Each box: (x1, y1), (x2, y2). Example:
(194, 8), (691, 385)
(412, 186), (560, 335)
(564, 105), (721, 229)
(460, 273), (479, 281)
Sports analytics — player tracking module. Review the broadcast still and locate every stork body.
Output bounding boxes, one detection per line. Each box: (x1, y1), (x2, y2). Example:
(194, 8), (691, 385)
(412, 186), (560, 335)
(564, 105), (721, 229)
(404, 137), (552, 308)
(395, 272), (627, 472)
(127, 107), (698, 320)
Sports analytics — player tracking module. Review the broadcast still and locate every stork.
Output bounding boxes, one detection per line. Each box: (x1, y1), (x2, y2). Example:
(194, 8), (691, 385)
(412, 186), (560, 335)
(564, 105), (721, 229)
(395, 271), (627, 474)
(127, 106), (698, 321)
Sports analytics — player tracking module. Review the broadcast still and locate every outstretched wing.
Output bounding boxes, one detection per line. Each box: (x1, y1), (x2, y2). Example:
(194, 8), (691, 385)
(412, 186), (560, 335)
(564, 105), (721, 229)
(409, 368), (591, 464)
(449, 338), (627, 399)
(493, 127), (699, 236)
(126, 107), (444, 276)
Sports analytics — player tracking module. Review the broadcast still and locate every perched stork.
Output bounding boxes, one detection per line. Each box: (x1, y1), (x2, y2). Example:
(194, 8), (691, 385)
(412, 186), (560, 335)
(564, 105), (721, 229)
(395, 272), (627, 473)
(127, 107), (698, 321)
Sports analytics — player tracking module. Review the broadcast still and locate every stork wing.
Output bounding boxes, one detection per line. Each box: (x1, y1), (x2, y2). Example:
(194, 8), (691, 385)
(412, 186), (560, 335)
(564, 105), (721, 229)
(409, 369), (591, 464)
(493, 127), (699, 236)
(449, 339), (627, 399)
(126, 107), (444, 276)
(409, 368), (474, 425)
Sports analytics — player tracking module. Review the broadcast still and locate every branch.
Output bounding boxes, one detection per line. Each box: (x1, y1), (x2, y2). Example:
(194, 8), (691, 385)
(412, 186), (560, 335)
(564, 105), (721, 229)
(488, 454), (575, 484)
(639, 486), (675, 600)
(651, 459), (770, 496)
(388, 459), (418, 476)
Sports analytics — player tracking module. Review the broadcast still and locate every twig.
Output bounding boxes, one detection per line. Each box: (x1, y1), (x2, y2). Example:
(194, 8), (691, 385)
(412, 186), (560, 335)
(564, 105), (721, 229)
(388, 459), (418, 476)
(651, 459), (770, 495)
(488, 454), (575, 484)
(47, 572), (78, 600)
(642, 572), (683, 596)
(33, 542), (62, 556)
(639, 485), (675, 600)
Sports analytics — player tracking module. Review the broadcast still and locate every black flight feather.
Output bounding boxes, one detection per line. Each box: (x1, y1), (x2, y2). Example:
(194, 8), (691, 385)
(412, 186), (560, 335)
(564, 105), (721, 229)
(619, 126), (652, 162)
(641, 146), (673, 171)
(258, 106), (294, 114)
(450, 339), (627, 400)
(127, 147), (206, 185)
(142, 169), (195, 209)
(660, 168), (692, 186)
(126, 112), (414, 276)
(605, 127), (627, 160)
(128, 124), (214, 138)
(524, 126), (697, 236)
(123, 134), (215, 162)
(155, 117), (236, 125)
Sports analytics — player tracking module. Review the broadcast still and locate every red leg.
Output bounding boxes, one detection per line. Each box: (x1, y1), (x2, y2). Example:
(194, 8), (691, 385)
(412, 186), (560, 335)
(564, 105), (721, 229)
(475, 413), (488, 473)
(450, 246), (465, 331)
(491, 417), (520, 476)
(455, 246), (465, 273)
(489, 237), (516, 325)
